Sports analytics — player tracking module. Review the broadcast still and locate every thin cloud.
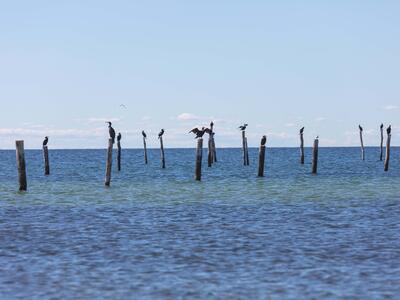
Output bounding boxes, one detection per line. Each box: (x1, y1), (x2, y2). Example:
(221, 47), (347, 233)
(383, 105), (398, 111)
(177, 113), (200, 121)
(88, 117), (121, 124)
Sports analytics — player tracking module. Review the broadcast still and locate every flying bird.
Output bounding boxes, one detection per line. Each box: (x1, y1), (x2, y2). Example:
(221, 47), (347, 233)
(106, 122), (116, 144)
(142, 130), (147, 139)
(359, 125), (363, 132)
(189, 127), (207, 139)
(387, 125), (392, 135)
(300, 127), (304, 134)
(238, 124), (248, 131)
(43, 136), (49, 146)
(261, 135), (267, 146)
(117, 133), (122, 142)
(158, 129), (165, 139)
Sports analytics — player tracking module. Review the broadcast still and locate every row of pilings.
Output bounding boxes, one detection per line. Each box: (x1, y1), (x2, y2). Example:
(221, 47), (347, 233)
(12, 125), (394, 190)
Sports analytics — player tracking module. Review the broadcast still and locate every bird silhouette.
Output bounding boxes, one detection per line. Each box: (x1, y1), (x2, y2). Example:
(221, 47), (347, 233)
(189, 127), (207, 139)
(117, 133), (122, 142)
(43, 136), (49, 146)
(359, 125), (363, 132)
(238, 124), (248, 131)
(380, 123), (384, 130)
(158, 129), (165, 139)
(261, 135), (267, 146)
(387, 125), (392, 135)
(142, 130), (147, 139)
(106, 122), (116, 144)
(300, 127), (304, 134)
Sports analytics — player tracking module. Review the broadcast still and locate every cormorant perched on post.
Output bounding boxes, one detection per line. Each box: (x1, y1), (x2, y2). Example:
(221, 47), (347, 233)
(300, 127), (304, 134)
(238, 124), (248, 131)
(261, 135), (267, 146)
(142, 130), (147, 139)
(158, 129), (165, 139)
(189, 127), (207, 139)
(106, 122), (116, 144)
(43, 136), (49, 146)
(387, 125), (392, 135)
(117, 133), (122, 142)
(359, 125), (363, 132)
(380, 124), (384, 130)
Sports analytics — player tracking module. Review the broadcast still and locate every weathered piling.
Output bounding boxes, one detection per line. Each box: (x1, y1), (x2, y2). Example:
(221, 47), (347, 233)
(43, 146), (50, 175)
(311, 138), (319, 174)
(207, 137), (213, 167)
(117, 137), (121, 172)
(380, 124), (384, 161)
(300, 127), (305, 164)
(242, 131), (249, 166)
(143, 136), (148, 164)
(195, 138), (203, 181)
(359, 125), (365, 161)
(245, 137), (250, 166)
(212, 134), (217, 163)
(384, 129), (391, 172)
(160, 136), (166, 169)
(257, 136), (267, 177)
(16, 140), (27, 191)
(104, 138), (113, 186)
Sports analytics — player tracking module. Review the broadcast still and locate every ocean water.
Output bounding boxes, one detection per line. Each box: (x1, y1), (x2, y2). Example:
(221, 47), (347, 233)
(0, 147), (399, 299)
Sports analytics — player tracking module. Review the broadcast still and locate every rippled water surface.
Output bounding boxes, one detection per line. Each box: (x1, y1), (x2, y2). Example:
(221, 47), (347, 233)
(0, 147), (399, 299)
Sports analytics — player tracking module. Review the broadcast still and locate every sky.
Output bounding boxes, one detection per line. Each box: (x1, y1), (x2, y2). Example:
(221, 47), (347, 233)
(0, 1), (399, 149)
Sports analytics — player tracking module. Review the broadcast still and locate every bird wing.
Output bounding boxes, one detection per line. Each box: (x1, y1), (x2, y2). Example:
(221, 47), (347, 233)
(204, 128), (212, 134)
(189, 128), (200, 134)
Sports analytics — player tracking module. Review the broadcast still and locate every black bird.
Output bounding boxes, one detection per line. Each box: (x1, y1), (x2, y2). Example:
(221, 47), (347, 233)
(158, 129), (165, 139)
(300, 127), (304, 134)
(210, 121), (214, 129)
(106, 122), (116, 144)
(43, 136), (49, 146)
(189, 127), (207, 139)
(387, 125), (392, 135)
(117, 133), (122, 142)
(261, 135), (267, 146)
(380, 123), (384, 130)
(142, 130), (147, 139)
(238, 124), (248, 131)
(359, 125), (363, 132)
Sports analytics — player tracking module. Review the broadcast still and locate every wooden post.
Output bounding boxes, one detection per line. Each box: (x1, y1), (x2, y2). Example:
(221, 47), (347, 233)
(359, 127), (365, 161)
(245, 137), (250, 166)
(207, 136), (212, 167)
(160, 136), (166, 169)
(212, 135), (217, 163)
(242, 130), (246, 166)
(311, 138), (319, 174)
(380, 124), (384, 161)
(300, 132), (305, 164)
(16, 140), (27, 191)
(195, 138), (203, 181)
(117, 140), (121, 171)
(43, 145), (50, 175)
(384, 133), (391, 172)
(143, 136), (148, 164)
(105, 138), (113, 186)
(257, 136), (266, 177)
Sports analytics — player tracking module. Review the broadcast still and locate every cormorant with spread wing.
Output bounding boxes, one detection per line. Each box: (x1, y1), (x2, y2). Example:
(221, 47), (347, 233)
(106, 122), (116, 144)
(189, 127), (207, 139)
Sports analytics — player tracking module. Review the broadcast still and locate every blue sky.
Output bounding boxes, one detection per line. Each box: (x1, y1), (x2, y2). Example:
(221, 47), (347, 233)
(0, 1), (399, 149)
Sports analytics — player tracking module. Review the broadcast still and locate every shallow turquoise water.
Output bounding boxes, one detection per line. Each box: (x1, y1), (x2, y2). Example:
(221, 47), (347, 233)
(0, 147), (399, 299)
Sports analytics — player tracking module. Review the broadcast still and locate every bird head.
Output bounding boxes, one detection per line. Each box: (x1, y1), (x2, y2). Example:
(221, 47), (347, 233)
(106, 122), (112, 126)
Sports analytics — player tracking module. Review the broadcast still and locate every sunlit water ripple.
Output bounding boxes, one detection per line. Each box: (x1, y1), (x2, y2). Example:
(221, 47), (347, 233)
(0, 147), (399, 299)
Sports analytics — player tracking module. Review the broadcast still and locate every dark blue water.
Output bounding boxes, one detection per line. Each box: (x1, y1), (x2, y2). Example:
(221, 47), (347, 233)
(0, 147), (399, 299)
